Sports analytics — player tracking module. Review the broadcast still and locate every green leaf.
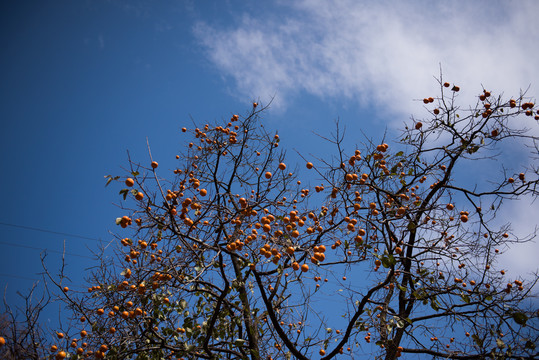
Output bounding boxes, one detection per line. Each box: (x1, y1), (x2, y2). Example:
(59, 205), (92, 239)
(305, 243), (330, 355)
(512, 312), (528, 326)
(397, 284), (407, 293)
(461, 294), (470, 304)
(395, 151), (404, 157)
(471, 334), (483, 347)
(234, 338), (246, 347)
(104, 175), (120, 187)
(496, 338), (505, 349)
(119, 188), (129, 200)
(131, 171), (139, 176)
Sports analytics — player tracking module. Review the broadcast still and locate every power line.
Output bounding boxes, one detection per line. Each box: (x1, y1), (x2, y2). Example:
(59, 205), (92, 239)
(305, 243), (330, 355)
(0, 221), (103, 242)
(0, 273), (93, 290)
(0, 223), (112, 288)
(0, 241), (95, 259)
(0, 272), (41, 282)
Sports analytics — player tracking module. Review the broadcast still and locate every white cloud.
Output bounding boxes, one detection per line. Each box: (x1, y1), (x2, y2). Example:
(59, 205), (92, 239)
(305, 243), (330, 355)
(193, 0), (539, 282)
(497, 195), (539, 280)
(193, 0), (539, 116)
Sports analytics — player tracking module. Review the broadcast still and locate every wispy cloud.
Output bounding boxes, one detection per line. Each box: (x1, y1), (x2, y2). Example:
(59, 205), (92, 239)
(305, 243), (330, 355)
(193, 0), (538, 115)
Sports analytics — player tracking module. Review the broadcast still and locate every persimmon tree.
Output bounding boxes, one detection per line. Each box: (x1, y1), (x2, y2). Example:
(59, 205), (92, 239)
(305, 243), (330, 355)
(0, 282), (51, 359)
(2, 78), (539, 360)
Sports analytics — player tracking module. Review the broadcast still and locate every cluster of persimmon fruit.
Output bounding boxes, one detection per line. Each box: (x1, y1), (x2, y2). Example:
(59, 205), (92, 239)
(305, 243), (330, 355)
(46, 330), (109, 359)
(418, 84), (537, 131)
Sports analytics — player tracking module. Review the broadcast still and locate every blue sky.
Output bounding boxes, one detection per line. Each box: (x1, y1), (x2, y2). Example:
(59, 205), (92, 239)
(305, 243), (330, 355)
(1, 0), (538, 328)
